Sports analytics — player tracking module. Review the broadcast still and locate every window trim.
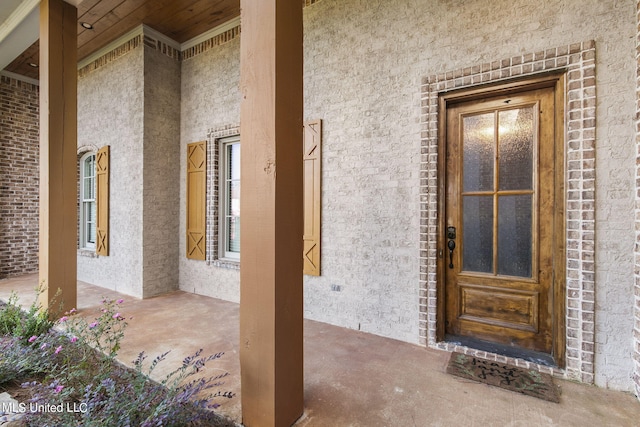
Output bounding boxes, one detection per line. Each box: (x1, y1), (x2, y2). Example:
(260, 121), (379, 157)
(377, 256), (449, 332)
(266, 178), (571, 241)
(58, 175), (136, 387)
(79, 151), (96, 250)
(218, 135), (241, 262)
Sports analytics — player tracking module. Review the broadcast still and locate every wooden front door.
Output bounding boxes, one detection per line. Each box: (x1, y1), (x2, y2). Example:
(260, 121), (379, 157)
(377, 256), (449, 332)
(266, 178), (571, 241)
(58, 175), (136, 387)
(441, 79), (563, 359)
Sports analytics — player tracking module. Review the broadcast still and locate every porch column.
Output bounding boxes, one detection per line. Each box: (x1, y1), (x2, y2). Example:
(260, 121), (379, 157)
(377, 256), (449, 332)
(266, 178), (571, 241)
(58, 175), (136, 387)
(38, 0), (77, 314)
(239, 0), (304, 425)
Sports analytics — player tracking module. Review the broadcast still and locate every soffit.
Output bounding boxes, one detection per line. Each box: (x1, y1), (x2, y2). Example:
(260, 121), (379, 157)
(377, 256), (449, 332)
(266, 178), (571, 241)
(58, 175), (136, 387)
(4, 0), (240, 80)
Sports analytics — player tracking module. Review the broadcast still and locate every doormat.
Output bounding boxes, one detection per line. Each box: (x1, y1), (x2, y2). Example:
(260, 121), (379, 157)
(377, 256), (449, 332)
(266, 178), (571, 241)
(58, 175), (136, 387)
(446, 352), (560, 403)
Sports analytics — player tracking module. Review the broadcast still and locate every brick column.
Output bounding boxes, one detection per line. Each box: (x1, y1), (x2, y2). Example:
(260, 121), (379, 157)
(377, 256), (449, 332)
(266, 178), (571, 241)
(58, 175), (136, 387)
(38, 0), (77, 314)
(238, 0), (304, 425)
(0, 76), (39, 279)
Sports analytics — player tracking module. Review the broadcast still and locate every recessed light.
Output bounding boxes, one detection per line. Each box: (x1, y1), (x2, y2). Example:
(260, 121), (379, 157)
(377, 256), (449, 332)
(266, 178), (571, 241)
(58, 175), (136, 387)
(28, 63), (38, 68)
(80, 22), (93, 30)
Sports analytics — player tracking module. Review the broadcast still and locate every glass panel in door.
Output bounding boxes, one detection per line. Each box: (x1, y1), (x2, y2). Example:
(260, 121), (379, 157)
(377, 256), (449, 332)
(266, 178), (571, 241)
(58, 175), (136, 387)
(460, 105), (535, 279)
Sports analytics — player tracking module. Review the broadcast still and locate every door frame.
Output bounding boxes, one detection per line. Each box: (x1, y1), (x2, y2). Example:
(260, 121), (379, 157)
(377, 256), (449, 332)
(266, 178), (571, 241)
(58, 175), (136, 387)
(436, 72), (566, 367)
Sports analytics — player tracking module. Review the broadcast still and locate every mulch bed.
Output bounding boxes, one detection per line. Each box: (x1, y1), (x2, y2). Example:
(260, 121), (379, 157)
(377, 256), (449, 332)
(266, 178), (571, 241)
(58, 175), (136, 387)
(446, 352), (561, 403)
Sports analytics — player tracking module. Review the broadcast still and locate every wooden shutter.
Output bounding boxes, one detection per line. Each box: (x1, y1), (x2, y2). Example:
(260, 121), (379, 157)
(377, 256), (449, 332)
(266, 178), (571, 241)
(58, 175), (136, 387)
(187, 141), (207, 260)
(303, 120), (322, 275)
(96, 145), (110, 256)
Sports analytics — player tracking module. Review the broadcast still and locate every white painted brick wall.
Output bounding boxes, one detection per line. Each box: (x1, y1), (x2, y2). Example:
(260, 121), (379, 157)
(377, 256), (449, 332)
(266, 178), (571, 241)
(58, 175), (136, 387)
(2, 4), (632, 392)
(591, 0), (638, 391)
(178, 0), (637, 391)
(308, 0), (636, 391)
(142, 46), (181, 298)
(77, 36), (181, 298)
(179, 37), (241, 303)
(634, 0), (640, 401)
(77, 46), (145, 297)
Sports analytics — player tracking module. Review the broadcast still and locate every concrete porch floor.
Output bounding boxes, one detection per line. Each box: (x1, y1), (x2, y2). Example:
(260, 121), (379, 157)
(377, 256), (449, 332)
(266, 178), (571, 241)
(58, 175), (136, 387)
(1, 274), (639, 426)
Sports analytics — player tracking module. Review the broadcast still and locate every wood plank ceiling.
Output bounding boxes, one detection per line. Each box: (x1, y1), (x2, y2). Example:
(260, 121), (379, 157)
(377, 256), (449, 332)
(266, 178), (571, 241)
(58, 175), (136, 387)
(4, 0), (240, 80)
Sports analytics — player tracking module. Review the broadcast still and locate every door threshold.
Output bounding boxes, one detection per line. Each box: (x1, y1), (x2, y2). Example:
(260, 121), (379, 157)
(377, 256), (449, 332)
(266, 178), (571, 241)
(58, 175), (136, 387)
(445, 335), (556, 367)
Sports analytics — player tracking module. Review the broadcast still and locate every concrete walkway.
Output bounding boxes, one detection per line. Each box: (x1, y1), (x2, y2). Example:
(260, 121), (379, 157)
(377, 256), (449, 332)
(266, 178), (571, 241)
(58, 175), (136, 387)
(1, 274), (639, 426)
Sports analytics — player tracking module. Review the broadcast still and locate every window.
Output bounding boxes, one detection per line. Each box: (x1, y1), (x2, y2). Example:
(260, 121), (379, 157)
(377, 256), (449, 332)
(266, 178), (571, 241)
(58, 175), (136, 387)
(80, 152), (96, 249)
(209, 122), (321, 268)
(219, 136), (241, 261)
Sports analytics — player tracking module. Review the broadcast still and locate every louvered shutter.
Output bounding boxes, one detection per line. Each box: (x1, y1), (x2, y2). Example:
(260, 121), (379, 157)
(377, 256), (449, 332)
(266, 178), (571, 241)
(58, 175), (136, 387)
(303, 120), (321, 276)
(187, 141), (207, 260)
(96, 145), (110, 256)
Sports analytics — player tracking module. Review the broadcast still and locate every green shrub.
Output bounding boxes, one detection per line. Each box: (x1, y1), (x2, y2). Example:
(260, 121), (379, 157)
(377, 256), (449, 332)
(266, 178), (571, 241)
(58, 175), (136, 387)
(0, 297), (236, 426)
(0, 293), (23, 336)
(0, 286), (58, 345)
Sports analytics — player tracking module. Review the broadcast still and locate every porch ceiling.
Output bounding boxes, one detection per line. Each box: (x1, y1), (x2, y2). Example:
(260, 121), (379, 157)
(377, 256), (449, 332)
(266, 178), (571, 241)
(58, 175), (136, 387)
(1, 0), (240, 81)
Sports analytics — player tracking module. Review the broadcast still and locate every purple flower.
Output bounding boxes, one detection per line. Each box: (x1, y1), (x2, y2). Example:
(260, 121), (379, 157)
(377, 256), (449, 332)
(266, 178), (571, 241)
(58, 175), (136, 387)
(59, 316), (68, 323)
(54, 346), (62, 355)
(117, 299), (124, 304)
(69, 308), (77, 314)
(54, 385), (64, 393)
(28, 335), (37, 343)
(113, 313), (122, 320)
(89, 321), (98, 329)
(40, 343), (48, 350)
(70, 336), (78, 343)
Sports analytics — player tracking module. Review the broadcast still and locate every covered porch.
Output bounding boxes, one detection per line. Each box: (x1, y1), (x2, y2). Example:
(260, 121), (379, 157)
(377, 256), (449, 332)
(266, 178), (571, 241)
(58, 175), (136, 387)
(1, 273), (639, 427)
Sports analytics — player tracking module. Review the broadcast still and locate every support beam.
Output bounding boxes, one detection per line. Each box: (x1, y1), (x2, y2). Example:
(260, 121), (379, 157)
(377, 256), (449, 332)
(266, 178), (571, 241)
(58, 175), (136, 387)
(239, 0), (304, 425)
(38, 0), (77, 314)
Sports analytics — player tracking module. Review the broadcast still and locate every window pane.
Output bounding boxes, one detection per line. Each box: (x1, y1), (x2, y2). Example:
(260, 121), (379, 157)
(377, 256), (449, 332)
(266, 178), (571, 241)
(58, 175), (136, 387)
(84, 176), (94, 200)
(462, 195), (493, 273)
(229, 181), (240, 217)
(498, 107), (534, 191)
(463, 113), (494, 192)
(85, 201), (96, 245)
(223, 139), (240, 256)
(85, 201), (94, 222)
(80, 153), (97, 249)
(228, 143), (240, 180)
(82, 154), (95, 201)
(87, 222), (96, 245)
(228, 216), (240, 253)
(497, 195), (532, 277)
(83, 155), (95, 178)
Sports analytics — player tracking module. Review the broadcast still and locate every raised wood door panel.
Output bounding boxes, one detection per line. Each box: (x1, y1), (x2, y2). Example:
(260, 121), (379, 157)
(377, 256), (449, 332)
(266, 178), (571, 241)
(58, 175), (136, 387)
(444, 85), (556, 353)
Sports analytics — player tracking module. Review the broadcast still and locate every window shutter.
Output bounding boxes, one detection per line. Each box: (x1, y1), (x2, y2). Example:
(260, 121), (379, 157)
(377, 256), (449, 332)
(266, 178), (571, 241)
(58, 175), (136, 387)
(96, 145), (110, 256)
(187, 141), (207, 260)
(303, 120), (321, 276)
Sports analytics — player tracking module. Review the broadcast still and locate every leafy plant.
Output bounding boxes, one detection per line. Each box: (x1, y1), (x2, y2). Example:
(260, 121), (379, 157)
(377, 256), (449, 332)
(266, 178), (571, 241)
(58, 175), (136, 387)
(0, 293), (22, 336)
(0, 297), (236, 426)
(0, 335), (52, 387)
(0, 285), (60, 344)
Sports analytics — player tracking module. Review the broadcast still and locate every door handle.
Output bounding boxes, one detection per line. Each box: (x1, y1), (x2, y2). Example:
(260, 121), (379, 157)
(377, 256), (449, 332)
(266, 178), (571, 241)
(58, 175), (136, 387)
(446, 226), (456, 269)
(447, 239), (456, 269)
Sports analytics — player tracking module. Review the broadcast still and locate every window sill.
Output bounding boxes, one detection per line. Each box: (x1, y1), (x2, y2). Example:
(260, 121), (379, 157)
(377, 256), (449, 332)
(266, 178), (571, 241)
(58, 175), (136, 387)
(78, 249), (97, 258)
(208, 259), (240, 270)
